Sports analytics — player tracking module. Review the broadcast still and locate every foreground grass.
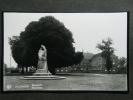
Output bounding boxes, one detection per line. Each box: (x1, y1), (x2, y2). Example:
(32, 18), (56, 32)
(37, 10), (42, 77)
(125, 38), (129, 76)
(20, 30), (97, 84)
(3, 73), (127, 91)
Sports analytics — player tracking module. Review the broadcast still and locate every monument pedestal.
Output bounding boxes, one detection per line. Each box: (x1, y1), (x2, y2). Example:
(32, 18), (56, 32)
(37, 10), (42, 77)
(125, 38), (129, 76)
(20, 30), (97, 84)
(33, 69), (52, 76)
(22, 69), (66, 80)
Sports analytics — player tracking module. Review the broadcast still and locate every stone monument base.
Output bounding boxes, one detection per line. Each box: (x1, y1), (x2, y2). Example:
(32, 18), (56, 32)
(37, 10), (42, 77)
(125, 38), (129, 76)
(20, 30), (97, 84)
(33, 69), (52, 76)
(22, 69), (66, 80)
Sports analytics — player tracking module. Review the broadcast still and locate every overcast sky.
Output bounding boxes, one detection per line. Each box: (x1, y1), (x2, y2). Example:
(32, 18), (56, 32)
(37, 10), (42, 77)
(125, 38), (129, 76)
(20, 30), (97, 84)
(4, 12), (127, 68)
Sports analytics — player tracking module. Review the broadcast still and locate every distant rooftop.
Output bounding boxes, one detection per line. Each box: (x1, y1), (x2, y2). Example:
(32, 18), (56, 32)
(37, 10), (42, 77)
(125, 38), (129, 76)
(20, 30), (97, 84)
(91, 52), (118, 59)
(83, 52), (94, 59)
(91, 53), (101, 59)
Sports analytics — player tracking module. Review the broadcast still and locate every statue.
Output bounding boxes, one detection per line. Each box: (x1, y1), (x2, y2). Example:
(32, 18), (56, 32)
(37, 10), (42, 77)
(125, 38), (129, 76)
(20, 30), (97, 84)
(37, 45), (47, 70)
(34, 45), (51, 75)
(23, 45), (66, 79)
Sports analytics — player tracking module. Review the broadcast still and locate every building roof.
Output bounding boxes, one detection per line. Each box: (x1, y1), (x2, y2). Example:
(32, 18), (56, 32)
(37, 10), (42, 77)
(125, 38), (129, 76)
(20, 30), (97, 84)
(91, 53), (101, 59)
(83, 52), (94, 59)
(91, 52), (118, 60)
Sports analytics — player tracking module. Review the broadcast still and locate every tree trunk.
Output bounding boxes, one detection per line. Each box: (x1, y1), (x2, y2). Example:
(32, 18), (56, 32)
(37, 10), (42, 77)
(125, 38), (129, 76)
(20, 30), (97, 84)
(21, 67), (24, 74)
(26, 67), (28, 73)
(107, 70), (110, 74)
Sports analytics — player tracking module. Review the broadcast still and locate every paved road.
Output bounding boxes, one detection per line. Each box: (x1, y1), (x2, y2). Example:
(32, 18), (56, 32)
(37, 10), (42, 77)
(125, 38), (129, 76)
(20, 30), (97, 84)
(3, 73), (127, 91)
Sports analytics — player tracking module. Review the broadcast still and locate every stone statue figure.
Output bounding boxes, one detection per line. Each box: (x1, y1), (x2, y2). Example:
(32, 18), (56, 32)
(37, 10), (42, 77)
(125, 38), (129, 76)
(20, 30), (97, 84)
(34, 45), (51, 75)
(37, 45), (47, 70)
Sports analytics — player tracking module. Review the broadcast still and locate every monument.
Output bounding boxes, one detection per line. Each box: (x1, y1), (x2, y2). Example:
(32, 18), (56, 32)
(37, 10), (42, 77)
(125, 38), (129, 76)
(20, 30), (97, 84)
(33, 45), (52, 76)
(22, 45), (65, 80)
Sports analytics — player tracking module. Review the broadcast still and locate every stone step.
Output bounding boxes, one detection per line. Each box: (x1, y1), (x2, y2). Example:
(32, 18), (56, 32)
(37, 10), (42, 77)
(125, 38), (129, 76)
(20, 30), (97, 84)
(33, 73), (52, 76)
(22, 76), (66, 80)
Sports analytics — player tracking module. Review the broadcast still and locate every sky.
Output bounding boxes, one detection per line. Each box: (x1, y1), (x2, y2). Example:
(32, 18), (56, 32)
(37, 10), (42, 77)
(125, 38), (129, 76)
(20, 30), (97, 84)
(3, 12), (127, 68)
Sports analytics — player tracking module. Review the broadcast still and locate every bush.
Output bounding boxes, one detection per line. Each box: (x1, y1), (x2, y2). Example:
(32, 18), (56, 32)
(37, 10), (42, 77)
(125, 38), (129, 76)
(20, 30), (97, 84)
(118, 67), (127, 74)
(11, 69), (20, 73)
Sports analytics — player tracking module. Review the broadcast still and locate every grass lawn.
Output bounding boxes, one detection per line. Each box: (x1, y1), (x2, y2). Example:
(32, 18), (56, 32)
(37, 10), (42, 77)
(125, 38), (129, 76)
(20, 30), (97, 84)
(3, 73), (127, 91)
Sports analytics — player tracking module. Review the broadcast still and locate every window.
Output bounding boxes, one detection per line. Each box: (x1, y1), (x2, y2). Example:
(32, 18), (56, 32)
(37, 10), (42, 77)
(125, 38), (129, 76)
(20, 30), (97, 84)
(100, 58), (102, 64)
(113, 67), (115, 70)
(113, 60), (115, 64)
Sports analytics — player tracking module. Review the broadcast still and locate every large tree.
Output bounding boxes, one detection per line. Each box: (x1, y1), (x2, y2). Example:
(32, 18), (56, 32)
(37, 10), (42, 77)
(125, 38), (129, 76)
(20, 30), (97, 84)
(96, 37), (115, 74)
(9, 36), (26, 73)
(9, 16), (83, 74)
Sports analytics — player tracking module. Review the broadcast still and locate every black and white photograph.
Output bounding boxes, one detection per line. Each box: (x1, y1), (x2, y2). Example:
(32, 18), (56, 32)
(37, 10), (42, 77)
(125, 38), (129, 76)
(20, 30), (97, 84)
(3, 12), (127, 91)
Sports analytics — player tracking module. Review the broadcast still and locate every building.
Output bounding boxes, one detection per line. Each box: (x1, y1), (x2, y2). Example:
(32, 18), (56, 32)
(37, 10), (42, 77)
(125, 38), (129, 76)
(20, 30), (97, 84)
(55, 66), (72, 73)
(70, 59), (91, 73)
(90, 53), (119, 74)
(55, 52), (119, 74)
(55, 52), (93, 73)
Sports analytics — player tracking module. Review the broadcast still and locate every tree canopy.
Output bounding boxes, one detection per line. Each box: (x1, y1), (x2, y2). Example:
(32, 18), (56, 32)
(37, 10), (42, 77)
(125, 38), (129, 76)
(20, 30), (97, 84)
(96, 37), (115, 73)
(74, 52), (84, 65)
(119, 57), (127, 67)
(9, 16), (84, 74)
